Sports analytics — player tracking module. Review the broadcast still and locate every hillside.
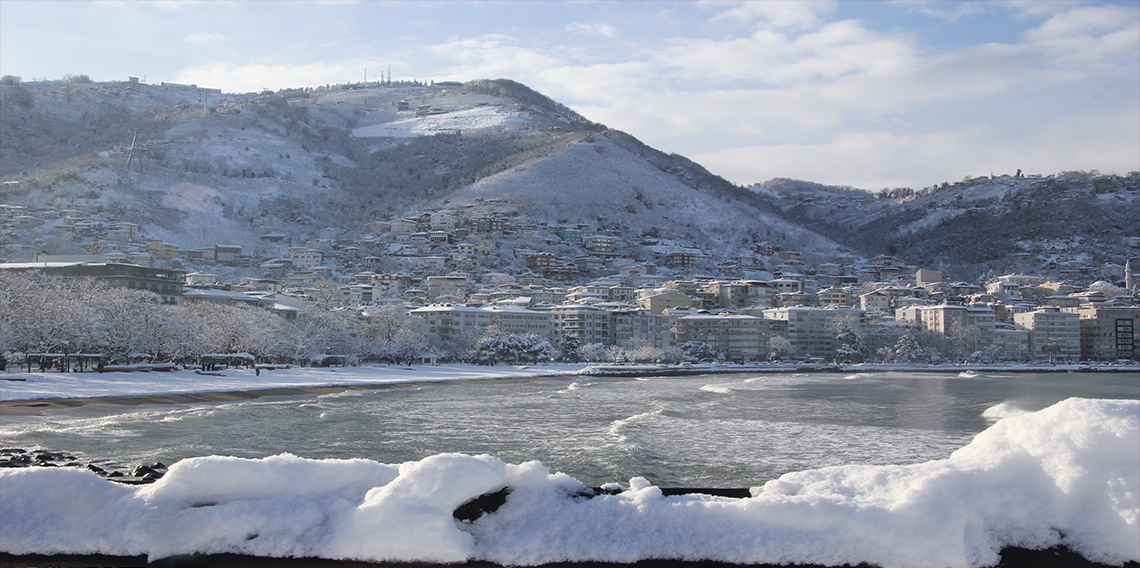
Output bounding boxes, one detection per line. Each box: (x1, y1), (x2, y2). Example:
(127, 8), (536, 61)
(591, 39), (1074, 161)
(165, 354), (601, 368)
(2, 76), (1134, 282)
(752, 174), (1140, 280)
(0, 77), (845, 271)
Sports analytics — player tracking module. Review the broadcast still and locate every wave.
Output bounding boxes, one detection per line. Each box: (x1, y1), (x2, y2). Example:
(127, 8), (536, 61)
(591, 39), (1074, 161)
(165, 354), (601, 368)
(1, 399), (1136, 567)
(699, 384), (733, 394)
(982, 401), (1032, 421)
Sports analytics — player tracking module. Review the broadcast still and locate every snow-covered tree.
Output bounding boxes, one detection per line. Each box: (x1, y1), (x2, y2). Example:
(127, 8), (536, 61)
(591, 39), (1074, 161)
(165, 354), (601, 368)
(556, 333), (583, 362)
(833, 324), (868, 364)
(767, 335), (793, 361)
(680, 341), (717, 363)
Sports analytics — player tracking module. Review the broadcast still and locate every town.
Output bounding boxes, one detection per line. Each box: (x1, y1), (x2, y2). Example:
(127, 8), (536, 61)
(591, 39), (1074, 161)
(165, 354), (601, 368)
(2, 195), (1138, 368)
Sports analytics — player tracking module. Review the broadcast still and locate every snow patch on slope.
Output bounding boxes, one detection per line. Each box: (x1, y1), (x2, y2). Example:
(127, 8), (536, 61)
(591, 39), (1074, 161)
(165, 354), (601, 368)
(352, 106), (524, 138)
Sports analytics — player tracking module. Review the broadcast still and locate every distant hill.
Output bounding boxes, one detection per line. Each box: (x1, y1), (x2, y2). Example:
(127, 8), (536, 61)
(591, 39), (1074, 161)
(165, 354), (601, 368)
(751, 173), (1140, 280)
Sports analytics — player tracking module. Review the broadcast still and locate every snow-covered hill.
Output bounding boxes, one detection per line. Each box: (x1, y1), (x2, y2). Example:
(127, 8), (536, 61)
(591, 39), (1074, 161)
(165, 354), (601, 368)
(0, 77), (846, 269)
(752, 174), (1140, 279)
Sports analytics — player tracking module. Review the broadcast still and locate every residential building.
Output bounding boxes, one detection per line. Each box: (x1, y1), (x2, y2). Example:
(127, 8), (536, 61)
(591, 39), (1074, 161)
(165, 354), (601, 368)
(859, 290), (892, 314)
(410, 304), (493, 340)
(585, 235), (618, 255)
(993, 326), (1031, 360)
(0, 261), (184, 304)
(483, 306), (555, 338)
(608, 307), (673, 348)
(549, 304), (611, 345)
(288, 247), (324, 269)
(1077, 305), (1140, 361)
(637, 290), (695, 315)
(915, 304), (996, 352)
(1014, 308), (1081, 362)
(425, 273), (470, 300)
(818, 287), (855, 307)
(146, 241), (180, 260)
(708, 281), (750, 310)
(673, 314), (770, 362)
(763, 307), (865, 360)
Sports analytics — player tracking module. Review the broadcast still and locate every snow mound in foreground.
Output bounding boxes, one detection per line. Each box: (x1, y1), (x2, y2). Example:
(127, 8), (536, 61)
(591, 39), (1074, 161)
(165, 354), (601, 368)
(1, 398), (1136, 568)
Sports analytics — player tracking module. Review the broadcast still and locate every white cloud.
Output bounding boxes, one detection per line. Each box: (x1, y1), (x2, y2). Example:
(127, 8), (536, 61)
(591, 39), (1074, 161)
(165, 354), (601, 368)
(707, 0), (834, 29)
(1021, 5), (1140, 67)
(895, 1), (989, 23)
(565, 22), (618, 38)
(428, 34), (564, 81)
(175, 60), (390, 92)
(693, 102), (1140, 189)
(182, 32), (228, 44)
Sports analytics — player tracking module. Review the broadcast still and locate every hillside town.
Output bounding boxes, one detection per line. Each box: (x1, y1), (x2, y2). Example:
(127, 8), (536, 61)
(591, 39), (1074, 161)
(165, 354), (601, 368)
(2, 195), (1138, 368)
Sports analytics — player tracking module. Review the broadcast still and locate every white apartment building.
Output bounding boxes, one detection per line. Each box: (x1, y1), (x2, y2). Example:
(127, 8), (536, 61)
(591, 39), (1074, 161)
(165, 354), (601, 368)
(1014, 308), (1081, 362)
(673, 314), (769, 361)
(483, 305), (555, 338)
(548, 304), (611, 345)
(410, 304), (493, 340)
(914, 304), (996, 352)
(763, 307), (864, 360)
(287, 247), (324, 269)
(425, 273), (470, 300)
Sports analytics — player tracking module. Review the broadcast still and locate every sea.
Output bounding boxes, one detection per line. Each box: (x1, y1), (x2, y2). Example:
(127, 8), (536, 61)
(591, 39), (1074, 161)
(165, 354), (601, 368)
(1, 370), (1137, 488)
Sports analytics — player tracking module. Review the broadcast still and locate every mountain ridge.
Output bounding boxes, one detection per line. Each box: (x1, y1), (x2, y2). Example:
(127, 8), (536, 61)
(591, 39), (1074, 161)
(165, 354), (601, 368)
(2, 76), (1136, 281)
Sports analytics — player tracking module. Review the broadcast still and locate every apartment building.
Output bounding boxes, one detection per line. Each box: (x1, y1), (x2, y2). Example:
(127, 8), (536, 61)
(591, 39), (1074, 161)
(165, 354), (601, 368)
(1077, 305), (1140, 361)
(672, 314), (770, 362)
(1013, 308), (1081, 362)
(548, 304), (611, 345)
(483, 305), (555, 338)
(409, 304), (493, 340)
(913, 304), (996, 352)
(763, 307), (864, 360)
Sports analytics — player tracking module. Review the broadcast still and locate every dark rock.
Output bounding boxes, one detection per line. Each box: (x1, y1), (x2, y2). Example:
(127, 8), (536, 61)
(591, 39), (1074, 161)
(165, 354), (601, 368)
(133, 465), (157, 477)
(453, 486), (511, 522)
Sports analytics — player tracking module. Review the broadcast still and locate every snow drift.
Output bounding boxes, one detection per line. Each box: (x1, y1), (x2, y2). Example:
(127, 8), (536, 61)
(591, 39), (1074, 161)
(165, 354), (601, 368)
(1, 398), (1137, 568)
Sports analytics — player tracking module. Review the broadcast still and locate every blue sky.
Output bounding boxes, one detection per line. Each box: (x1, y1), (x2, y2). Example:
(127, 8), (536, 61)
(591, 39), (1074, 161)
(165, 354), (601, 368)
(2, 1), (1137, 190)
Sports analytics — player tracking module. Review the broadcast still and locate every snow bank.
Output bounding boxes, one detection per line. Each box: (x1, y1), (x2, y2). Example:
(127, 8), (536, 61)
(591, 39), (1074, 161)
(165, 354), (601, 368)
(1, 398), (1136, 567)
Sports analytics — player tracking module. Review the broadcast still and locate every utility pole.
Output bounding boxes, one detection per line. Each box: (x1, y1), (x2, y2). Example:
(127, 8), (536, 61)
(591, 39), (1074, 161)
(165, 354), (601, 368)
(125, 131), (143, 173)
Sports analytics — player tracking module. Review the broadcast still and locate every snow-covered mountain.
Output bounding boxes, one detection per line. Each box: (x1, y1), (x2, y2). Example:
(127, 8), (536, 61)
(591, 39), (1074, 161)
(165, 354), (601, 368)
(2, 76), (1134, 279)
(751, 174), (1139, 280)
(0, 77), (846, 268)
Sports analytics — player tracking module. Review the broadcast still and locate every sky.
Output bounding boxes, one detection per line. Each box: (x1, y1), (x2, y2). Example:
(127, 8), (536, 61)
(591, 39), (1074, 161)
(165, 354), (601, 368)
(1, 1), (1138, 190)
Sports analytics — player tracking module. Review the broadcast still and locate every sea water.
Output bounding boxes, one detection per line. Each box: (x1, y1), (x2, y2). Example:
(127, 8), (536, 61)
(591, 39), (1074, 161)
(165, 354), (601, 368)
(1, 370), (1136, 487)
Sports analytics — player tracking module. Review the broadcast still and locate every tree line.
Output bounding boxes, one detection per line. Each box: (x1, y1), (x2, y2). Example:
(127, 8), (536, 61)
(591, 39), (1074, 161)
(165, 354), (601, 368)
(0, 273), (707, 368)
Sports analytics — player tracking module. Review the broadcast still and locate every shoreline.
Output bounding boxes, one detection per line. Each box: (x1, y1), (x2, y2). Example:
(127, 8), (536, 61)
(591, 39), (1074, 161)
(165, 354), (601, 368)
(2, 362), (1138, 414)
(0, 384), (407, 415)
